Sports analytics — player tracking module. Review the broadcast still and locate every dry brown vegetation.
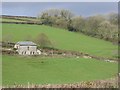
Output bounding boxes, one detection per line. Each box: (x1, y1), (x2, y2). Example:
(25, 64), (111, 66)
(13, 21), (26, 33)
(2, 77), (119, 89)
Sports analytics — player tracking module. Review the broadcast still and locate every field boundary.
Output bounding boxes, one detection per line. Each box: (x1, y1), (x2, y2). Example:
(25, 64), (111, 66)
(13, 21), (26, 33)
(2, 77), (118, 88)
(1, 41), (118, 62)
(1, 47), (118, 62)
(1, 21), (42, 25)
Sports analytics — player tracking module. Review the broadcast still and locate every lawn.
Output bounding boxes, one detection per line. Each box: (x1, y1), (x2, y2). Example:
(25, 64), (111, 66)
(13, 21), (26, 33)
(2, 55), (118, 85)
(2, 24), (118, 58)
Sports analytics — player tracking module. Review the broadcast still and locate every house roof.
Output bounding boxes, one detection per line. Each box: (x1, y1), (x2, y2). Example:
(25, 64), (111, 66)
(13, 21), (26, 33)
(16, 41), (37, 46)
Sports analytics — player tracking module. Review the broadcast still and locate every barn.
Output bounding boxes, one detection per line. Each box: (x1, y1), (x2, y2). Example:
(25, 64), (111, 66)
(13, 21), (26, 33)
(14, 41), (41, 55)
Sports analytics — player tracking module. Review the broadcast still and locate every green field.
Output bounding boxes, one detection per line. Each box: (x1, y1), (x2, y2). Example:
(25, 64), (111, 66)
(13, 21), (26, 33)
(1, 17), (38, 22)
(1, 18), (26, 22)
(2, 55), (118, 85)
(2, 23), (118, 85)
(2, 24), (118, 58)
(17, 17), (38, 21)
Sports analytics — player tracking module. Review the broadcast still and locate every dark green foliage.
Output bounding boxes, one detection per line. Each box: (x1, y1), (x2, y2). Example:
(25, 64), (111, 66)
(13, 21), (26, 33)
(2, 42), (14, 48)
(34, 33), (53, 48)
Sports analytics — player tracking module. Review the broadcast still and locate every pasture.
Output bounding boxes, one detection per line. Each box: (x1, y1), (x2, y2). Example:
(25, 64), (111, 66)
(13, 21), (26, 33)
(2, 24), (118, 58)
(2, 18), (26, 22)
(2, 55), (118, 85)
(1, 17), (37, 22)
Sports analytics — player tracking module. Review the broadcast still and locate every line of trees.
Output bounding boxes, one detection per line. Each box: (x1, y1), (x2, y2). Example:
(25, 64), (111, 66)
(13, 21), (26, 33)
(37, 9), (118, 43)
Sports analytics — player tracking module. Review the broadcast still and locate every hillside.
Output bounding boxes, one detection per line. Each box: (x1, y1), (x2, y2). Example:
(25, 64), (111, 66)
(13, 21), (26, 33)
(2, 16), (118, 86)
(2, 23), (117, 59)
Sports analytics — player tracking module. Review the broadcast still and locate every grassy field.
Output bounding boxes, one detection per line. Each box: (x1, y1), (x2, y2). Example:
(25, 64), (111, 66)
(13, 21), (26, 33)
(1, 18), (26, 22)
(2, 24), (117, 58)
(2, 55), (118, 85)
(2, 23), (118, 86)
(1, 17), (38, 22)
(17, 17), (38, 21)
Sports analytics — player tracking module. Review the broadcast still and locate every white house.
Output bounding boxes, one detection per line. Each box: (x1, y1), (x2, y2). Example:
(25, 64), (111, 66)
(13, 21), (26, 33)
(14, 41), (41, 55)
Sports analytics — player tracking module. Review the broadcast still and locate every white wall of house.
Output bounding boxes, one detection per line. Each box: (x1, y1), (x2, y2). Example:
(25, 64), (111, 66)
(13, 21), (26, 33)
(17, 46), (40, 55)
(14, 44), (20, 49)
(18, 46), (36, 51)
(14, 41), (41, 55)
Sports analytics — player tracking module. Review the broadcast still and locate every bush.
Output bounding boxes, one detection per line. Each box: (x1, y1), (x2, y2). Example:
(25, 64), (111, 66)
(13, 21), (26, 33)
(34, 33), (53, 48)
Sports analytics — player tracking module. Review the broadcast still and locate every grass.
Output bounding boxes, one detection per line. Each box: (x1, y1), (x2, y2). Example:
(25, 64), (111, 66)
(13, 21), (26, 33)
(2, 24), (117, 58)
(1, 17), (38, 22)
(17, 17), (38, 21)
(1, 18), (26, 22)
(2, 55), (118, 85)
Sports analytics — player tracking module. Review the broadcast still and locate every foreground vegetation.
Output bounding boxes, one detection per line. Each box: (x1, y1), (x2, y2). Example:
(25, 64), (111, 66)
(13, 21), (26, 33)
(2, 24), (118, 59)
(2, 55), (118, 85)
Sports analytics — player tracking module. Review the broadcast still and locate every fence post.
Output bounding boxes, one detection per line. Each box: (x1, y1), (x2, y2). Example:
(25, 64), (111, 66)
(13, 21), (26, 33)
(28, 82), (29, 88)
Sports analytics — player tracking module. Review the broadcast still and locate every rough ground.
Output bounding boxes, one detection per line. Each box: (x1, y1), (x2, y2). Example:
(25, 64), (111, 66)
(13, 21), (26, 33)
(2, 77), (118, 88)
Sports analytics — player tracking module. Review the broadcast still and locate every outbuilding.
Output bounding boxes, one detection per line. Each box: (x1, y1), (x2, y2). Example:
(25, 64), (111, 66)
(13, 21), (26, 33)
(14, 41), (41, 55)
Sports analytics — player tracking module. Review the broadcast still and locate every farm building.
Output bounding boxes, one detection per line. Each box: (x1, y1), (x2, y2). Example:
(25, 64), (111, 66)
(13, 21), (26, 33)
(14, 41), (41, 55)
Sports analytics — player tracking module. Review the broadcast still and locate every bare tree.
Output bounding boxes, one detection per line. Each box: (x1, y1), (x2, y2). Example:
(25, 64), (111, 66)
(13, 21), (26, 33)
(107, 12), (118, 25)
(98, 20), (118, 41)
(60, 9), (74, 20)
(71, 16), (85, 32)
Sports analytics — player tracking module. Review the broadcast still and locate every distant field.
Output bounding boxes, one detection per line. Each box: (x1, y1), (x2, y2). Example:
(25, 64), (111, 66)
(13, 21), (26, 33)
(1, 18), (26, 22)
(2, 24), (117, 58)
(1, 17), (38, 22)
(2, 55), (118, 85)
(18, 17), (38, 21)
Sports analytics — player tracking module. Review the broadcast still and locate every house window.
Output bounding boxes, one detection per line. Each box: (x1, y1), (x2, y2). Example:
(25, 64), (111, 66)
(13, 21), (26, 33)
(27, 46), (29, 50)
(30, 51), (32, 55)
